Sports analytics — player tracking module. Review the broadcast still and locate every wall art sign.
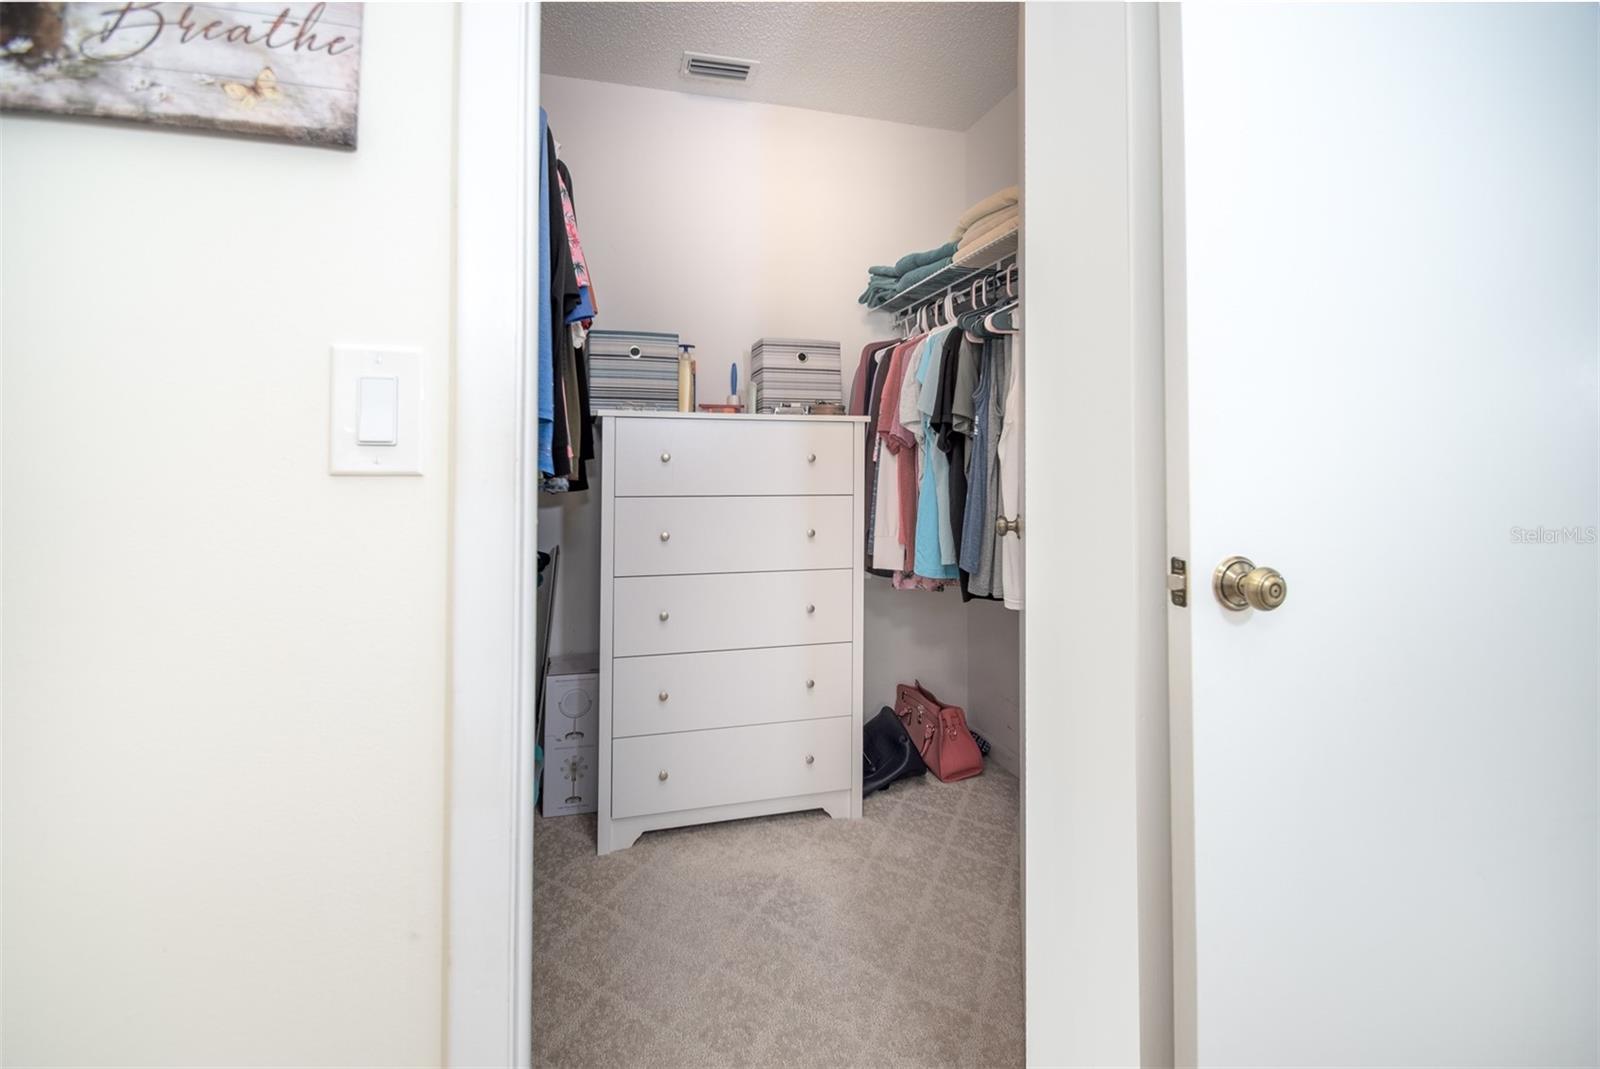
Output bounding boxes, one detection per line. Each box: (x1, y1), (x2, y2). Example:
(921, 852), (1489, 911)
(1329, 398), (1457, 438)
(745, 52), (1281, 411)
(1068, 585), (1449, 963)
(0, 3), (362, 148)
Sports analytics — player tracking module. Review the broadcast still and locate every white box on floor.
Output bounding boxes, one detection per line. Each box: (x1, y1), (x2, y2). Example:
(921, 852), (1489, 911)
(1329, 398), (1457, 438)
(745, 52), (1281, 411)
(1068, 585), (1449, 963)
(542, 744), (598, 816)
(543, 653), (598, 751)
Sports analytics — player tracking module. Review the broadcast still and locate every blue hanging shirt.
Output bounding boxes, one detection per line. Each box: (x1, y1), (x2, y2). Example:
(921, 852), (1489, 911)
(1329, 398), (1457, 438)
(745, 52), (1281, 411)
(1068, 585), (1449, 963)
(537, 108), (555, 475)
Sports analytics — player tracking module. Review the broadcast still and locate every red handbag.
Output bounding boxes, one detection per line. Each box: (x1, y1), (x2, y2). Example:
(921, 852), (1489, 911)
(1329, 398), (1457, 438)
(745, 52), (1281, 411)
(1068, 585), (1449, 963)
(894, 681), (983, 783)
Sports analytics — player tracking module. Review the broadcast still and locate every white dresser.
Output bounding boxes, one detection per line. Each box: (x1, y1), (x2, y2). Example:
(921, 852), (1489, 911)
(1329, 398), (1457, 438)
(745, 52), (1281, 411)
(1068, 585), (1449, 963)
(597, 412), (867, 853)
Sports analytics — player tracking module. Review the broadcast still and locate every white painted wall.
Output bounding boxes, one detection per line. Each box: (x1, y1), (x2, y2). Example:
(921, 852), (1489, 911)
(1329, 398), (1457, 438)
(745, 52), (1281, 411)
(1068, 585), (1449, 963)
(537, 73), (994, 717)
(965, 89), (1020, 204)
(1, 5), (456, 1065)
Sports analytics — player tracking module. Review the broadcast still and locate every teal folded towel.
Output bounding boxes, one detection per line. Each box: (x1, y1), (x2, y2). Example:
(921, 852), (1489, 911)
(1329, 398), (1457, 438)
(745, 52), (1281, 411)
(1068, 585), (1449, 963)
(891, 242), (958, 276)
(860, 241), (960, 304)
(859, 280), (898, 305)
(895, 255), (953, 290)
(862, 255), (954, 308)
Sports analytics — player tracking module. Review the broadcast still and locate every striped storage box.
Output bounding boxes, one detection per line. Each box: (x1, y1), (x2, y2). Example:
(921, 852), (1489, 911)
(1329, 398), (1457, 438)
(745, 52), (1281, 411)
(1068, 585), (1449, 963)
(750, 338), (842, 414)
(588, 330), (680, 413)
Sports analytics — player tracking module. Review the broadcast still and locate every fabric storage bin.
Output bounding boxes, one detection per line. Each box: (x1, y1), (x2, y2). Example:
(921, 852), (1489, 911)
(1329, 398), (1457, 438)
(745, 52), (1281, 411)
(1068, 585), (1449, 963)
(588, 329), (681, 412)
(751, 337), (843, 413)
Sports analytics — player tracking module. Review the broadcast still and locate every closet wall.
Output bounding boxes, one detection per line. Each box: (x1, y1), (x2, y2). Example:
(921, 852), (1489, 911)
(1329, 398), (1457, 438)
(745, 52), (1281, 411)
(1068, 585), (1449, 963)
(538, 75), (1021, 760)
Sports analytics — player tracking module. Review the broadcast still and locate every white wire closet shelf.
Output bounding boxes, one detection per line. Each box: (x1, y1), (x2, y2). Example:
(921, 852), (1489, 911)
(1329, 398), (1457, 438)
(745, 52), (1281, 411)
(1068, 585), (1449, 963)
(870, 229), (1019, 315)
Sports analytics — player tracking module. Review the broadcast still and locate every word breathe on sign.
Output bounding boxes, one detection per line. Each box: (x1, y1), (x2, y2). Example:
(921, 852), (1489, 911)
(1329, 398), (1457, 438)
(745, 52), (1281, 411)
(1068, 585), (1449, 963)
(83, 3), (356, 62)
(0, 2), (364, 149)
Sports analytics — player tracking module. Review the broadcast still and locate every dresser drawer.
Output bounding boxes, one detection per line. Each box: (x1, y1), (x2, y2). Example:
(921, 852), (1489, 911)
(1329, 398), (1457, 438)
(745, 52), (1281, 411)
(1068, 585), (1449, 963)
(612, 417), (853, 496)
(613, 496), (853, 576)
(613, 643), (853, 738)
(611, 717), (852, 819)
(612, 569), (852, 657)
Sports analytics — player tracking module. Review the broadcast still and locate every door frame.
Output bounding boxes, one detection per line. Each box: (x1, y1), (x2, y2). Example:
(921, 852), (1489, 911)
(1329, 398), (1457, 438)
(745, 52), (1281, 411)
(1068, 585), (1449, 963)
(447, 3), (1171, 1065)
(447, 4), (540, 1067)
(1020, 4), (1173, 1065)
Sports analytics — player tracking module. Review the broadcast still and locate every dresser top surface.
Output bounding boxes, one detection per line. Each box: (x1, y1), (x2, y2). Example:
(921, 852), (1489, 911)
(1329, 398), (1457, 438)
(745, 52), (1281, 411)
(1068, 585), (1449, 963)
(596, 410), (871, 424)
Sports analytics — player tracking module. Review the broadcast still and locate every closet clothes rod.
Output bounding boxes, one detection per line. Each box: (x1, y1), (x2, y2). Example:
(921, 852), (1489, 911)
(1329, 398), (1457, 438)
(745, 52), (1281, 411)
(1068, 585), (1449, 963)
(893, 256), (1019, 336)
(873, 229), (1019, 316)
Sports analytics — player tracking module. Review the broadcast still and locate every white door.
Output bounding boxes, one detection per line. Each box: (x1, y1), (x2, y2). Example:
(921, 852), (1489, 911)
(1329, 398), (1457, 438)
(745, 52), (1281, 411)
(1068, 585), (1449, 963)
(1166, 6), (1598, 1066)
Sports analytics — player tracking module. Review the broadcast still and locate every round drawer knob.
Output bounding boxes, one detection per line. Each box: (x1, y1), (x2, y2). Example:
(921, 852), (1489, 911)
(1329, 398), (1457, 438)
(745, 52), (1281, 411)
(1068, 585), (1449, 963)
(658, 610), (670, 622)
(658, 770), (669, 782)
(658, 690), (669, 702)
(805, 603), (815, 614)
(805, 754), (815, 765)
(807, 452), (817, 463)
(660, 451), (671, 463)
(806, 528), (816, 539)
(806, 679), (816, 690)
(659, 530), (671, 542)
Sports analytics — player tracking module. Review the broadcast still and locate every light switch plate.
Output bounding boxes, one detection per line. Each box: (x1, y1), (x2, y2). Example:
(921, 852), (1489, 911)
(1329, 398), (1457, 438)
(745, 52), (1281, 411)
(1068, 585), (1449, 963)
(330, 346), (422, 475)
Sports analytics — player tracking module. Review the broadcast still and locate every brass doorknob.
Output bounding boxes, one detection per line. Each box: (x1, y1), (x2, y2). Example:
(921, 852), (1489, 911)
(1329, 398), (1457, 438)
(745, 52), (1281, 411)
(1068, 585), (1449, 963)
(1213, 555), (1288, 612)
(996, 515), (1022, 538)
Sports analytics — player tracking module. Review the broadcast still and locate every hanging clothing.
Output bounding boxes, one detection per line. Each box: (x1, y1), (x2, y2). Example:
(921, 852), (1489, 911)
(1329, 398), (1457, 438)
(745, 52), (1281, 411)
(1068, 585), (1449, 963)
(961, 338), (1007, 598)
(872, 337), (919, 572)
(971, 340), (1010, 599)
(893, 334), (925, 577)
(539, 135), (598, 492)
(932, 329), (969, 573)
(914, 327), (958, 579)
(557, 160), (597, 326)
(998, 333), (1022, 609)
(536, 108), (555, 475)
(546, 124), (582, 482)
(854, 341), (898, 579)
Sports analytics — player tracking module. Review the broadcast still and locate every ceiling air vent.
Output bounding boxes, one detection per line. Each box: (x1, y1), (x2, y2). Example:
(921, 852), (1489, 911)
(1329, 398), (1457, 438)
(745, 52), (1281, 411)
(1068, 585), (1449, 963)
(681, 52), (758, 83)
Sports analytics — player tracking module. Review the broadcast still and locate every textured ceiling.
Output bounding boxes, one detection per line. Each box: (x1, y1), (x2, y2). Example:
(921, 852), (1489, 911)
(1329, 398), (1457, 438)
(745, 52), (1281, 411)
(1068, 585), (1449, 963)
(541, 2), (1018, 131)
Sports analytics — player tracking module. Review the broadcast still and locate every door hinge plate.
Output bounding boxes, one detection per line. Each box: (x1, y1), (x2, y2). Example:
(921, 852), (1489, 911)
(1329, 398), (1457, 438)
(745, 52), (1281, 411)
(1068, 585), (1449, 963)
(1168, 557), (1188, 607)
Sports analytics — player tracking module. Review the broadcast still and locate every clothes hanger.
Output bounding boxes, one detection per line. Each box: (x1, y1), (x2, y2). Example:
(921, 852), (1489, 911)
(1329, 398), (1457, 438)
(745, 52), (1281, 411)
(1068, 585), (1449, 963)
(985, 282), (1020, 334)
(961, 274), (989, 342)
(985, 304), (1019, 335)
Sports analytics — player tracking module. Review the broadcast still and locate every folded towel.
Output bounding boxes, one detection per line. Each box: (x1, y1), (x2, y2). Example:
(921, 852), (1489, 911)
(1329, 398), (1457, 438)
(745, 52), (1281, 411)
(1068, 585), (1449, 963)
(858, 279), (900, 305)
(860, 241), (959, 303)
(950, 186), (1020, 241)
(864, 255), (953, 308)
(956, 205), (1020, 254)
(954, 223), (1017, 266)
(890, 241), (958, 277)
(896, 255), (953, 289)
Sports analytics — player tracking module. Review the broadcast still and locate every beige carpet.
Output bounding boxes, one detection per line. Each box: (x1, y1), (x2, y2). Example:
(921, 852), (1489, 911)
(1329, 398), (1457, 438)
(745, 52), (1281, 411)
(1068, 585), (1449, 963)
(534, 768), (1024, 1068)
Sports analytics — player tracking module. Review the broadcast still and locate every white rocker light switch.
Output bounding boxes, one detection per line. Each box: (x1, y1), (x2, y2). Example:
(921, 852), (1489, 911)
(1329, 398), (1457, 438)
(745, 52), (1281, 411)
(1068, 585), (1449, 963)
(330, 346), (422, 475)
